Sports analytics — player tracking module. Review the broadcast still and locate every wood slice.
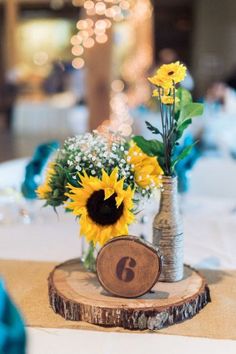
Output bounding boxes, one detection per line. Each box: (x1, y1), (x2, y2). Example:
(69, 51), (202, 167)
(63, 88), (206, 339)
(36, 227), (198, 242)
(96, 236), (163, 298)
(48, 259), (211, 330)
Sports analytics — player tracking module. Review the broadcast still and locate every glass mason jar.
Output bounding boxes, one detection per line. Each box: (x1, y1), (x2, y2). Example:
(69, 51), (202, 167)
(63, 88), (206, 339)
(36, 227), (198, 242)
(81, 239), (98, 272)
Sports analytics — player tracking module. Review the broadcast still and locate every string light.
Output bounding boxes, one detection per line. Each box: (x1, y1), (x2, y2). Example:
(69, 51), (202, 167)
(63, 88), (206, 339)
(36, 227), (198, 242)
(84, 1), (95, 10)
(71, 0), (153, 136)
(70, 35), (82, 45)
(83, 37), (95, 48)
(98, 90), (134, 137)
(108, 0), (153, 133)
(71, 45), (84, 56)
(96, 33), (108, 43)
(71, 0), (134, 69)
(72, 57), (85, 69)
(120, 0), (154, 107)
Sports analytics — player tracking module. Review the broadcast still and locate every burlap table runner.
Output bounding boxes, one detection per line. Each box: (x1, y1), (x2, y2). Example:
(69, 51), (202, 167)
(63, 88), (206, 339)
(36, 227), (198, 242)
(0, 259), (235, 340)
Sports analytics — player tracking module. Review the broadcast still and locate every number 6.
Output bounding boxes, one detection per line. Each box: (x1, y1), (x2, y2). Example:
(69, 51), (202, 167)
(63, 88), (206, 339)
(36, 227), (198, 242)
(116, 257), (136, 282)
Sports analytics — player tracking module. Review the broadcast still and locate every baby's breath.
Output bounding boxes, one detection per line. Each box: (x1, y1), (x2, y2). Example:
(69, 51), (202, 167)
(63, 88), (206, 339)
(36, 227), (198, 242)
(43, 131), (156, 208)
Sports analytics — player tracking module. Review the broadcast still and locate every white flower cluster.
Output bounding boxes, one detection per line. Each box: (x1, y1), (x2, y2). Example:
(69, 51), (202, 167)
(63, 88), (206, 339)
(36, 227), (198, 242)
(58, 131), (135, 186)
(55, 131), (156, 203)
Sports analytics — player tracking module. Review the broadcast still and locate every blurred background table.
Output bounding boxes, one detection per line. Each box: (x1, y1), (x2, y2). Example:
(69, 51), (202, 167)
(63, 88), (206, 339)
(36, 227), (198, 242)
(12, 94), (89, 138)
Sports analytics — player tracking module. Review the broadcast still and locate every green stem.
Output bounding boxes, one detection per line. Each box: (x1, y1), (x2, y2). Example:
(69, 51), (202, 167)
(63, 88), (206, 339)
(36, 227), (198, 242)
(158, 84), (177, 176)
(158, 87), (169, 175)
(83, 241), (96, 272)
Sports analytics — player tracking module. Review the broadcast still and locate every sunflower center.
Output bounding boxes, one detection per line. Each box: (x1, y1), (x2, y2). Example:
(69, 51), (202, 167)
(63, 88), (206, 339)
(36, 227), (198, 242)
(86, 190), (124, 226)
(168, 70), (174, 76)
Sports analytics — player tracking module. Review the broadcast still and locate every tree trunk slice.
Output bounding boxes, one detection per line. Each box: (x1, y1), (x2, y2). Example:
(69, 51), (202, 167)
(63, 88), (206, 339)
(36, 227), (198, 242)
(48, 259), (211, 330)
(96, 236), (163, 298)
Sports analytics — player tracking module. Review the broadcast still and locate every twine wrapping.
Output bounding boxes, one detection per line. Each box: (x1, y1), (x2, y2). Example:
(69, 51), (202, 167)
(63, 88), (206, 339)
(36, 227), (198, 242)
(153, 176), (184, 282)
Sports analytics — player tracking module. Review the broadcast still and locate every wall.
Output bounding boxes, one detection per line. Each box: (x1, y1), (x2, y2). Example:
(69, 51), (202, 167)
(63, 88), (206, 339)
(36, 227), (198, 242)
(192, 0), (236, 96)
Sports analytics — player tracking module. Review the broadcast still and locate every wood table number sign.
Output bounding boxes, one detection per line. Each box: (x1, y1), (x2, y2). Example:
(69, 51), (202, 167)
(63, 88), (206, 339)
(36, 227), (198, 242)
(48, 236), (210, 329)
(96, 236), (163, 298)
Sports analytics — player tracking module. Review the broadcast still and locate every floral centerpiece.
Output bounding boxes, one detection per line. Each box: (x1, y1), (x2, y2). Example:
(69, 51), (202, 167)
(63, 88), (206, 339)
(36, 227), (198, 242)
(37, 132), (163, 270)
(133, 61), (204, 282)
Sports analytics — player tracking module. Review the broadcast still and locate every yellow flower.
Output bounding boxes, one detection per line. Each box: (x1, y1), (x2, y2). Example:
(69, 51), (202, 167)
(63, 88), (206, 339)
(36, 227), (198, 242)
(152, 89), (159, 97)
(152, 88), (172, 97)
(148, 76), (173, 89)
(37, 163), (55, 199)
(155, 61), (187, 85)
(161, 96), (175, 105)
(160, 95), (180, 105)
(65, 168), (135, 246)
(153, 88), (180, 105)
(127, 143), (163, 188)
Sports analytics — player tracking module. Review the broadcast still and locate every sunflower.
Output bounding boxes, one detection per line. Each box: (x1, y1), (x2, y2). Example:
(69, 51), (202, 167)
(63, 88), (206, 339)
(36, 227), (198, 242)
(154, 61), (186, 85)
(65, 168), (134, 246)
(127, 143), (163, 188)
(37, 163), (55, 199)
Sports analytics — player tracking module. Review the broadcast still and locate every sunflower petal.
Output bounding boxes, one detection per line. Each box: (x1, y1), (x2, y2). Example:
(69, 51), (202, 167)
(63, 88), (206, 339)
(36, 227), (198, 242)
(109, 167), (119, 185)
(115, 195), (124, 208)
(104, 188), (114, 200)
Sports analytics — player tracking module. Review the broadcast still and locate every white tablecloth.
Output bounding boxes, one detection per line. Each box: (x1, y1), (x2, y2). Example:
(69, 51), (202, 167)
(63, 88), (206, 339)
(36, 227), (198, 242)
(0, 159), (236, 354)
(12, 95), (89, 139)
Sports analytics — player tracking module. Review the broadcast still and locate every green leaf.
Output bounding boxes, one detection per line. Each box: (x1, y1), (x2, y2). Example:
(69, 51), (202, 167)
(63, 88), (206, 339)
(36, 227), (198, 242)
(178, 102), (204, 127)
(157, 156), (166, 171)
(176, 118), (192, 140)
(175, 87), (192, 113)
(133, 136), (164, 157)
(64, 170), (80, 187)
(171, 143), (196, 170)
(145, 121), (162, 136)
(176, 87), (192, 105)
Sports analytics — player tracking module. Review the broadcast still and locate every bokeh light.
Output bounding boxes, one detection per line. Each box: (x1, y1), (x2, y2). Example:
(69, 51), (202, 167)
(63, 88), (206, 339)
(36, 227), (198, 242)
(111, 79), (125, 92)
(83, 37), (95, 48)
(71, 0), (149, 69)
(72, 57), (85, 69)
(33, 51), (49, 66)
(84, 1), (95, 10)
(96, 34), (108, 43)
(71, 45), (84, 56)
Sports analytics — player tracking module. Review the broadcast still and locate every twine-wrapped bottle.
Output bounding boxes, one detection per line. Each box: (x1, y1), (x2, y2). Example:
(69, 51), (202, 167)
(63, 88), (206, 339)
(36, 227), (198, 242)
(153, 176), (183, 282)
